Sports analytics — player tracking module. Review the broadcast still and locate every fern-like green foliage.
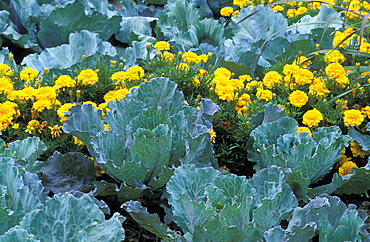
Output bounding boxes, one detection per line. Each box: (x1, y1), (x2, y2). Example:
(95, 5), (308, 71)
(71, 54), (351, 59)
(63, 77), (219, 202)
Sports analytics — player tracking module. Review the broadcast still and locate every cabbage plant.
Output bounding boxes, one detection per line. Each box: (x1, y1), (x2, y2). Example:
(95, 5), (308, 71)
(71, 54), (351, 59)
(247, 104), (370, 201)
(63, 77), (220, 202)
(123, 164), (370, 241)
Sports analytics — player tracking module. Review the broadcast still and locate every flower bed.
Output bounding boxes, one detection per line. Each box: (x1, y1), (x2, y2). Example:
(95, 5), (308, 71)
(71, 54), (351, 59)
(0, 0), (370, 241)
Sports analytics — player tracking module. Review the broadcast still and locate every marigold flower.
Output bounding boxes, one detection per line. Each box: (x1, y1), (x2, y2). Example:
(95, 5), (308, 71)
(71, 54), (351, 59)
(302, 108), (323, 127)
(49, 125), (62, 138)
(0, 101), (19, 131)
(20, 68), (39, 81)
(176, 63), (190, 72)
(0, 77), (13, 95)
(104, 88), (129, 102)
(289, 90), (308, 107)
(209, 129), (216, 143)
(359, 42), (370, 53)
(338, 161), (357, 176)
(126, 66), (145, 81)
(25, 119), (41, 134)
(293, 56), (312, 68)
(160, 52), (174, 61)
(256, 88), (275, 101)
(73, 136), (84, 146)
(77, 69), (99, 85)
(153, 41), (170, 51)
(233, 0), (250, 8)
(324, 50), (346, 64)
(296, 126), (312, 137)
(57, 103), (76, 122)
(361, 106), (370, 118)
(343, 109), (364, 126)
(220, 6), (234, 16)
(214, 67), (232, 79)
(263, 71), (282, 89)
(32, 100), (53, 112)
(0, 64), (12, 76)
(309, 77), (330, 97)
(325, 63), (346, 78)
(111, 71), (127, 87)
(273, 5), (284, 12)
(54, 75), (76, 88)
(350, 141), (369, 158)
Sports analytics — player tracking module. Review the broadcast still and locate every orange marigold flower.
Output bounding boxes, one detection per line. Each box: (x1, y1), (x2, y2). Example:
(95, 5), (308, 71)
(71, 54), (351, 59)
(343, 109), (364, 126)
(302, 108), (323, 127)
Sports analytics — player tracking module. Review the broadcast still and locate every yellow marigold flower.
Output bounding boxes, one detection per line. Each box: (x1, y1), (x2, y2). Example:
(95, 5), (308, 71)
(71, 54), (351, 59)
(20, 68), (39, 81)
(104, 88), (129, 102)
(111, 71), (127, 87)
(0, 64), (12, 76)
(73, 136), (84, 146)
(126, 66), (145, 81)
(82, 101), (99, 110)
(283, 64), (300, 77)
(176, 63), (190, 72)
(32, 100), (53, 112)
(0, 101), (19, 131)
(288, 90), (308, 107)
(359, 42), (370, 53)
(296, 6), (307, 15)
(309, 77), (330, 97)
(233, 0), (250, 8)
(245, 80), (262, 91)
(54, 75), (76, 88)
(214, 67), (232, 79)
(104, 124), (111, 130)
(25, 119), (41, 134)
(34, 86), (57, 102)
(287, 9), (297, 18)
(350, 141), (369, 158)
(296, 126), (312, 137)
(7, 87), (35, 102)
(220, 6), (234, 16)
(335, 99), (348, 111)
(324, 50), (346, 64)
(293, 56), (312, 68)
(219, 165), (230, 171)
(57, 103), (76, 122)
(263, 71), (282, 89)
(0, 77), (13, 95)
(302, 108), (323, 127)
(343, 109), (364, 126)
(273, 5), (284, 12)
(182, 51), (201, 63)
(160, 52), (174, 61)
(77, 69), (99, 85)
(153, 41), (170, 51)
(293, 68), (314, 86)
(332, 29), (355, 48)
(308, 2), (321, 9)
(256, 88), (275, 101)
(335, 75), (349, 86)
(209, 129), (216, 143)
(12, 123), (19, 129)
(338, 161), (357, 176)
(325, 63), (346, 78)
(232, 10), (239, 17)
(239, 74), (252, 82)
(336, 154), (351, 166)
(94, 161), (105, 177)
(49, 125), (62, 138)
(361, 106), (370, 118)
